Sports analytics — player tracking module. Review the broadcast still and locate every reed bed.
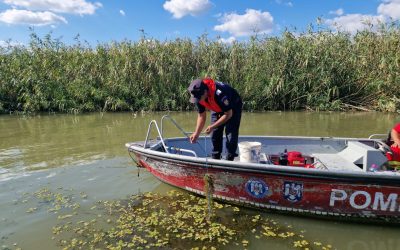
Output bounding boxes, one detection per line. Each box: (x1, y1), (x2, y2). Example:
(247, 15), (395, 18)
(0, 24), (399, 114)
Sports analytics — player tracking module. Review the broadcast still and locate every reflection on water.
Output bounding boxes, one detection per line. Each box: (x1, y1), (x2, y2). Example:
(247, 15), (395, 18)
(0, 111), (400, 249)
(0, 113), (153, 172)
(240, 111), (399, 138)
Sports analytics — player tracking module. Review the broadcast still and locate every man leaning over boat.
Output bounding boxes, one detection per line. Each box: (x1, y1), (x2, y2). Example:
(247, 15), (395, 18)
(188, 78), (243, 161)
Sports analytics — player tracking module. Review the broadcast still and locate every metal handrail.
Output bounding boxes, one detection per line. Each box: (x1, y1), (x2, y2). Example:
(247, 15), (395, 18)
(166, 146), (198, 157)
(368, 134), (388, 139)
(160, 114), (190, 139)
(144, 120), (169, 153)
(160, 114), (208, 156)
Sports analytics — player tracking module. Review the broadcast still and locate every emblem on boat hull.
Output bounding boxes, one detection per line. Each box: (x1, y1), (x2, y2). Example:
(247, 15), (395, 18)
(283, 181), (303, 202)
(246, 179), (268, 198)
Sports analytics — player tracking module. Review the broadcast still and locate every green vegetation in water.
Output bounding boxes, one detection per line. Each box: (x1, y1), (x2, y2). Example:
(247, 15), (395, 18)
(0, 22), (400, 114)
(14, 187), (334, 250)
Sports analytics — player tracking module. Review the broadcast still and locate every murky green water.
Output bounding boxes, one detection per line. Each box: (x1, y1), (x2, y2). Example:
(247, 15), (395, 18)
(1, 112), (400, 250)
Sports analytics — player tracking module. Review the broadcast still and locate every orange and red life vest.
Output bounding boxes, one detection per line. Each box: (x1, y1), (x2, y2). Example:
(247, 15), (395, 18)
(199, 78), (222, 113)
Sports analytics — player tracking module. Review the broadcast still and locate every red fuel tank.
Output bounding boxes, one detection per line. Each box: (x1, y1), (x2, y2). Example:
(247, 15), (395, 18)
(287, 151), (306, 167)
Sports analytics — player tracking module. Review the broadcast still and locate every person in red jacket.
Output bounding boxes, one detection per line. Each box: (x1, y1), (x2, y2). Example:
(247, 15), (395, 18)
(389, 123), (400, 161)
(188, 78), (242, 161)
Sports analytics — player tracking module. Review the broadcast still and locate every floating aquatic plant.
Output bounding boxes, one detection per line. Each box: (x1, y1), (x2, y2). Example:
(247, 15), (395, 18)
(14, 187), (334, 249)
(46, 190), (333, 249)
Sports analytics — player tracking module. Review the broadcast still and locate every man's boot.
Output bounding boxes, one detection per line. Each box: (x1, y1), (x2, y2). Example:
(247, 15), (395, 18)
(212, 152), (221, 160)
(226, 153), (236, 161)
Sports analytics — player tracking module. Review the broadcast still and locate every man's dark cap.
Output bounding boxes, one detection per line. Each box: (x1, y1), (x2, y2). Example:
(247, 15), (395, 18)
(188, 79), (206, 103)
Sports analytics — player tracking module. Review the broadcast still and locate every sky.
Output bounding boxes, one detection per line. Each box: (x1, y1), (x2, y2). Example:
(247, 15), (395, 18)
(0, 0), (399, 46)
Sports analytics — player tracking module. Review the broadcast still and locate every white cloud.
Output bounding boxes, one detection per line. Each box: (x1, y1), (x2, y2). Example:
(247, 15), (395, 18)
(0, 9), (67, 26)
(325, 0), (400, 33)
(120, 10), (125, 16)
(0, 39), (22, 47)
(163, 0), (212, 19)
(329, 8), (344, 16)
(0, 40), (22, 49)
(0, 40), (24, 47)
(214, 9), (274, 37)
(3, 0), (102, 15)
(218, 36), (236, 44)
(325, 14), (386, 33)
(378, 0), (400, 20)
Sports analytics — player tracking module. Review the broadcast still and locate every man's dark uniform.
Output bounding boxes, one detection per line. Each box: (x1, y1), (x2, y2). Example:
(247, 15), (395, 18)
(193, 79), (242, 160)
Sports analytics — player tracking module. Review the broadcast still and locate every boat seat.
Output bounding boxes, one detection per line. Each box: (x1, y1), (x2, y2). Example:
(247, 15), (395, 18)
(311, 153), (362, 171)
(337, 141), (387, 172)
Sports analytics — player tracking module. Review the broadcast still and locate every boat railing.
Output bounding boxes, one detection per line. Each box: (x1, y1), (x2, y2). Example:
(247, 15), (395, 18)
(368, 134), (388, 139)
(160, 115), (190, 138)
(166, 146), (198, 157)
(144, 120), (169, 152)
(144, 115), (200, 157)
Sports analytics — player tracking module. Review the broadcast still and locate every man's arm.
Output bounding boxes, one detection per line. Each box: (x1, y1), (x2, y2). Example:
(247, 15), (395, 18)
(190, 112), (206, 143)
(205, 109), (233, 134)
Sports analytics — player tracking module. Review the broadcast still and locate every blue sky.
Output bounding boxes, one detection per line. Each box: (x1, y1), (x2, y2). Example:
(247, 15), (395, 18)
(0, 0), (399, 46)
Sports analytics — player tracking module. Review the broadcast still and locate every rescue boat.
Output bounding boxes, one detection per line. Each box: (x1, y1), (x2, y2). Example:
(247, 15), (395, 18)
(126, 115), (400, 224)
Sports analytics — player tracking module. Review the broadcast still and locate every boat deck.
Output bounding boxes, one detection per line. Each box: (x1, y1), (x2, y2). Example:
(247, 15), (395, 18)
(128, 135), (390, 173)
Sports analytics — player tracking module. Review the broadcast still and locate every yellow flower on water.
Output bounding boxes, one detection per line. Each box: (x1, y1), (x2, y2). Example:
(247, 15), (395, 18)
(263, 231), (277, 237)
(214, 203), (224, 209)
(26, 207), (37, 213)
(278, 233), (287, 238)
(57, 214), (73, 220)
(286, 232), (295, 237)
(301, 240), (309, 245)
(293, 241), (302, 247)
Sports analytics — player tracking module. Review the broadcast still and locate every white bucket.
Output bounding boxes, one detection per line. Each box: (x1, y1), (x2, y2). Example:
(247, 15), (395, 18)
(238, 141), (262, 163)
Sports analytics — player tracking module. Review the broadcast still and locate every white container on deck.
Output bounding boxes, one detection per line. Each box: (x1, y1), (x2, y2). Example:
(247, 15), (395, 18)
(238, 141), (262, 163)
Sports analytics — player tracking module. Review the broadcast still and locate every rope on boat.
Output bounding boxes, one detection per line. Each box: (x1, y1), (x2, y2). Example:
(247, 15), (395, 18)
(204, 173), (214, 220)
(202, 133), (214, 219)
(128, 151), (141, 177)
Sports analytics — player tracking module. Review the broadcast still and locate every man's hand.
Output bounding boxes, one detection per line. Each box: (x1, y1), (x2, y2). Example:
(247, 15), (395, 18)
(189, 133), (199, 143)
(205, 126), (214, 134)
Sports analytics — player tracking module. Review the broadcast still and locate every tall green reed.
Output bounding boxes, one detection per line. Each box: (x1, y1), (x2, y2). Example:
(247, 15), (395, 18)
(0, 24), (399, 114)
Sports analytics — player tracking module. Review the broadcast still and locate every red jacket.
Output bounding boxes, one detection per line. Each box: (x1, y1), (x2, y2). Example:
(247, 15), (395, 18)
(199, 78), (222, 112)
